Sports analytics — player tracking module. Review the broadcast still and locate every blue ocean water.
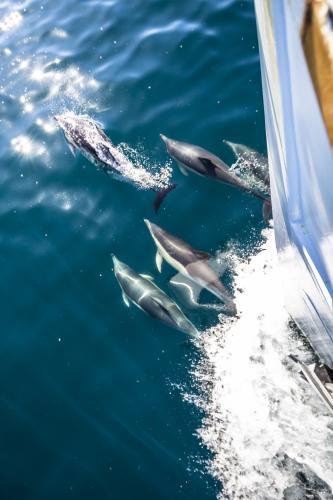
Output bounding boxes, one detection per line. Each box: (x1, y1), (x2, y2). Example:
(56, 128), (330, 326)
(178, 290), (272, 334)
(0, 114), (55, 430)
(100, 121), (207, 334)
(0, 1), (267, 499)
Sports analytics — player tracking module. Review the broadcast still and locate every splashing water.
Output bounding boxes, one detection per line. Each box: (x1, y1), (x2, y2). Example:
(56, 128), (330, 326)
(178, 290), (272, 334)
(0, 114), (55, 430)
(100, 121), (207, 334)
(186, 229), (333, 499)
(118, 142), (173, 191)
(56, 111), (173, 191)
(230, 153), (269, 194)
(106, 142), (172, 191)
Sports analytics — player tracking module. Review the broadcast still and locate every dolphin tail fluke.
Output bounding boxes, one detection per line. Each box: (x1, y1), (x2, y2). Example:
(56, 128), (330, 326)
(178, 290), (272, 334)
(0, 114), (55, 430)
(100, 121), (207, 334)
(250, 190), (272, 222)
(153, 183), (177, 213)
(262, 199), (272, 222)
(178, 339), (193, 348)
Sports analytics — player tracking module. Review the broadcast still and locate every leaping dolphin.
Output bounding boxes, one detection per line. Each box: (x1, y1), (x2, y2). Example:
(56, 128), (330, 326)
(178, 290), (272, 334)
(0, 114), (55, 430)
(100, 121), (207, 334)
(160, 134), (271, 218)
(112, 255), (198, 338)
(224, 139), (270, 188)
(144, 219), (236, 315)
(54, 112), (176, 211)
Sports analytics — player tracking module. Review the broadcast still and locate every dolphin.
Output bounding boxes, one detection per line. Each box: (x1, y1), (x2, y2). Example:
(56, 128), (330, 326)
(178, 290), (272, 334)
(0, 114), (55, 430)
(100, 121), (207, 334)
(224, 139), (270, 188)
(54, 112), (176, 212)
(144, 219), (236, 315)
(160, 134), (271, 218)
(112, 255), (198, 337)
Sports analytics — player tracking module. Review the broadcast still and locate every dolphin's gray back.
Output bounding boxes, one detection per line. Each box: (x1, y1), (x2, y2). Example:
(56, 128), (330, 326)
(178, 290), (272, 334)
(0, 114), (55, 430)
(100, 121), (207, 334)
(138, 290), (181, 328)
(115, 265), (154, 303)
(154, 225), (209, 267)
(168, 139), (229, 177)
(225, 140), (270, 187)
(149, 223), (235, 311)
(115, 265), (176, 324)
(114, 263), (197, 336)
(167, 138), (257, 192)
(77, 130), (124, 177)
(247, 153), (270, 187)
(58, 114), (174, 199)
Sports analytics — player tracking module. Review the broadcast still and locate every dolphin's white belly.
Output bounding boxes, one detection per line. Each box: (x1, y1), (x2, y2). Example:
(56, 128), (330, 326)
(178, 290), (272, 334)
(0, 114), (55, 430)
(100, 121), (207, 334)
(154, 236), (214, 292)
(154, 237), (189, 277)
(154, 233), (233, 307)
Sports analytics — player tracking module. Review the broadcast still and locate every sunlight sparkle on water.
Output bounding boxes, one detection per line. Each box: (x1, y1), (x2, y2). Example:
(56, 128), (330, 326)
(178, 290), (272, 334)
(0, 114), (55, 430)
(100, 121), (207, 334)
(55, 192), (72, 211)
(51, 28), (68, 39)
(29, 61), (101, 101)
(0, 11), (23, 33)
(19, 95), (33, 113)
(11, 135), (46, 157)
(36, 118), (57, 134)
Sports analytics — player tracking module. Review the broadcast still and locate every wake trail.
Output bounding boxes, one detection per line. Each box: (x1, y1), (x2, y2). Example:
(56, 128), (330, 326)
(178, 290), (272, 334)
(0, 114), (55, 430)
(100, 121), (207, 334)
(184, 228), (333, 499)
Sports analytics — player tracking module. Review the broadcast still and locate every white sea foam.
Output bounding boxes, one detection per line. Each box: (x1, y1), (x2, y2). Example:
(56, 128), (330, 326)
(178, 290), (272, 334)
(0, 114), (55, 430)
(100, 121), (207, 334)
(50, 27), (68, 39)
(187, 229), (333, 499)
(0, 10), (23, 33)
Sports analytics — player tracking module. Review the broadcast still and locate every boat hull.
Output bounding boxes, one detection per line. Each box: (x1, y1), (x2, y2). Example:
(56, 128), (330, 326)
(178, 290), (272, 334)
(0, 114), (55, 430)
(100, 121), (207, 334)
(255, 1), (333, 368)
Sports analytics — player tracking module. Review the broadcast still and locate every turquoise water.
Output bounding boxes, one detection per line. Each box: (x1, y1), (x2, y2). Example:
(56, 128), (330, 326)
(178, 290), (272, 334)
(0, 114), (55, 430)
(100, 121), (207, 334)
(0, 1), (267, 499)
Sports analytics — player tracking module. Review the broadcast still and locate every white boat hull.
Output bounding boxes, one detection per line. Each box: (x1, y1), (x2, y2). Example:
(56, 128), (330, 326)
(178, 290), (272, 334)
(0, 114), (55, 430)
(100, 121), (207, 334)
(255, 1), (333, 368)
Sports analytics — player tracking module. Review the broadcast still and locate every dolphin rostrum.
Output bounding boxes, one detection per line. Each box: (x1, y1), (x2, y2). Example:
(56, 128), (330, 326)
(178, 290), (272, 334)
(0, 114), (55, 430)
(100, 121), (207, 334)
(224, 139), (270, 188)
(160, 134), (271, 218)
(54, 112), (176, 211)
(112, 255), (198, 337)
(144, 219), (236, 315)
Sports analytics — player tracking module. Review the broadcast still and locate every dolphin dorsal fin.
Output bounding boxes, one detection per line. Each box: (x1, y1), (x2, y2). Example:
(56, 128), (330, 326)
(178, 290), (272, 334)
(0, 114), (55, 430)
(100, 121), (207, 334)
(198, 157), (217, 174)
(150, 296), (174, 320)
(194, 250), (211, 261)
(140, 273), (154, 281)
(156, 251), (163, 273)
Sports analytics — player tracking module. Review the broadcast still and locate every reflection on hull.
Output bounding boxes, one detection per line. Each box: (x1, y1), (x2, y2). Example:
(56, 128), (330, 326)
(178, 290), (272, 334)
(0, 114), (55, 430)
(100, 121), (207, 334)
(299, 361), (333, 415)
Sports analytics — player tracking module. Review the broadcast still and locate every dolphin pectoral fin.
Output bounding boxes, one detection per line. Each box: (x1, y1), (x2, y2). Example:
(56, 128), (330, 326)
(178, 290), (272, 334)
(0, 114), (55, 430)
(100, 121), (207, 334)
(169, 273), (202, 309)
(140, 274), (154, 281)
(122, 292), (130, 307)
(177, 163), (189, 176)
(68, 142), (77, 157)
(156, 251), (163, 273)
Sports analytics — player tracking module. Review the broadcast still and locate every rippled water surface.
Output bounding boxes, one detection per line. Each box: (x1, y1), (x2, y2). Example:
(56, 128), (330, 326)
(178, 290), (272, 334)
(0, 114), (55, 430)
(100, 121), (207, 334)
(1, 1), (332, 499)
